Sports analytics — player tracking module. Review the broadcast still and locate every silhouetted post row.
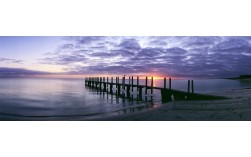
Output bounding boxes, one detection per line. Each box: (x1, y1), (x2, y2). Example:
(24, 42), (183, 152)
(84, 76), (216, 102)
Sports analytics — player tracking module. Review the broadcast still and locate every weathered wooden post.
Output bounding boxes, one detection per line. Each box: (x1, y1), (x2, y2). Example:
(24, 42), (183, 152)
(94, 77), (98, 88)
(90, 77), (92, 87)
(93, 77), (95, 88)
(161, 77), (168, 102)
(118, 77), (120, 95)
(110, 77), (113, 94)
(91, 77), (93, 87)
(126, 77), (131, 98)
(151, 77), (153, 94)
(169, 78), (172, 90)
(115, 77), (117, 94)
(164, 77), (166, 89)
(123, 76), (125, 97)
(145, 76), (148, 95)
(187, 80), (190, 94)
(191, 80), (194, 93)
(103, 77), (106, 91)
(137, 76), (139, 90)
(95, 77), (97, 88)
(97, 77), (99, 88)
(106, 77), (109, 92)
(94, 77), (95, 87)
(150, 77), (153, 100)
(137, 76), (140, 100)
(99, 77), (102, 91)
(132, 76), (134, 98)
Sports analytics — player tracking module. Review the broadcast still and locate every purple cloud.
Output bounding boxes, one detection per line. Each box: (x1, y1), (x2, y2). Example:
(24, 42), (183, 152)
(0, 58), (22, 64)
(0, 67), (50, 77)
(38, 36), (251, 78)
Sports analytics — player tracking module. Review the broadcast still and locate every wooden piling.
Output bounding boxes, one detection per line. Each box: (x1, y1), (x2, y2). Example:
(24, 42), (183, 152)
(145, 77), (148, 95)
(95, 77), (98, 88)
(115, 77), (117, 93)
(118, 77), (120, 95)
(126, 84), (130, 98)
(103, 77), (106, 91)
(169, 78), (172, 90)
(132, 76), (134, 97)
(107, 77), (109, 92)
(123, 76), (125, 97)
(139, 87), (142, 99)
(187, 80), (190, 94)
(151, 77), (153, 94)
(99, 77), (102, 90)
(137, 76), (139, 90)
(137, 76), (139, 100)
(164, 77), (166, 89)
(191, 80), (194, 93)
(132, 76), (133, 88)
(110, 77), (113, 93)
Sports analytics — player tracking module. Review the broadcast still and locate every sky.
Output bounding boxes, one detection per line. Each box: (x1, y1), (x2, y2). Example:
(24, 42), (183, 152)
(0, 36), (251, 78)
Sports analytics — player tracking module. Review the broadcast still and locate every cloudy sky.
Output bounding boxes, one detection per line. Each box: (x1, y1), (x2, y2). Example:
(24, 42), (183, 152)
(0, 36), (251, 78)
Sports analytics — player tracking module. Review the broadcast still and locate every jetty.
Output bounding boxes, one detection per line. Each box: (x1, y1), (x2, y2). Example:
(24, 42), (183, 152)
(84, 76), (227, 102)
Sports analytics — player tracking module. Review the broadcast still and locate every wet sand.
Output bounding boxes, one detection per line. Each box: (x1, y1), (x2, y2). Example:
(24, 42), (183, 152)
(96, 88), (251, 121)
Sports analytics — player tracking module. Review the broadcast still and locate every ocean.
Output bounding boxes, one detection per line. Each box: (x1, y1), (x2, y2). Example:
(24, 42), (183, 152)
(0, 78), (251, 120)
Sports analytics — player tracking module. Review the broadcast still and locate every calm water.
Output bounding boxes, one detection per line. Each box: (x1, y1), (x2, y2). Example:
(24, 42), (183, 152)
(0, 78), (251, 120)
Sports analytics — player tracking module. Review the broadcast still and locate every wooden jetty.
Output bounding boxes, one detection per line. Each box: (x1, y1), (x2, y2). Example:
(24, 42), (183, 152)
(84, 76), (227, 102)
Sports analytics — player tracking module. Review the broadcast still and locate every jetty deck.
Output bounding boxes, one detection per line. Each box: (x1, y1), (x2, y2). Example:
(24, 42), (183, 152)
(85, 76), (227, 102)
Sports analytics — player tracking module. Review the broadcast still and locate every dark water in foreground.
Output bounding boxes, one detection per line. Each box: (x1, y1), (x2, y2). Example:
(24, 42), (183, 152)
(0, 78), (251, 120)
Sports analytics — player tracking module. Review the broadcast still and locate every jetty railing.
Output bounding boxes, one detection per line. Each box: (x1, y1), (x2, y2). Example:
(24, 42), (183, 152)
(85, 76), (226, 102)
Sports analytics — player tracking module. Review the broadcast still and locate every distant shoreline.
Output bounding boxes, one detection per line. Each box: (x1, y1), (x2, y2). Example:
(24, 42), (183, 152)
(226, 75), (251, 80)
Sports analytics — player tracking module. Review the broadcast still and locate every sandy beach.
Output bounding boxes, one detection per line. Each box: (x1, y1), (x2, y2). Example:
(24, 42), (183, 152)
(96, 88), (251, 121)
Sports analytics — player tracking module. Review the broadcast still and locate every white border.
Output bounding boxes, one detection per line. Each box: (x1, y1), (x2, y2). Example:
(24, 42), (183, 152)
(0, 0), (251, 36)
(1, 0), (251, 157)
